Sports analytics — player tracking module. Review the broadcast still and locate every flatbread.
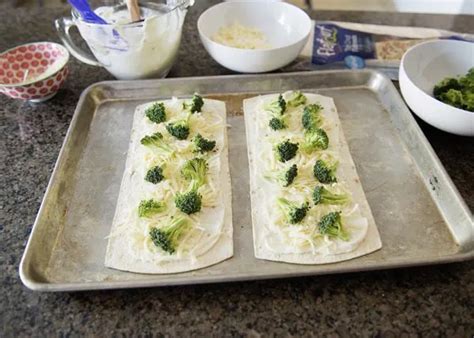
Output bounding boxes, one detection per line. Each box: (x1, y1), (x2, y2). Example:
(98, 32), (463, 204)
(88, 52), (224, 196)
(244, 93), (382, 264)
(105, 98), (233, 274)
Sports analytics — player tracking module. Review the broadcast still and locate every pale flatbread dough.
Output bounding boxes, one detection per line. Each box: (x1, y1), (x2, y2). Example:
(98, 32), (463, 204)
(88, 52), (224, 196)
(244, 93), (382, 264)
(105, 99), (233, 273)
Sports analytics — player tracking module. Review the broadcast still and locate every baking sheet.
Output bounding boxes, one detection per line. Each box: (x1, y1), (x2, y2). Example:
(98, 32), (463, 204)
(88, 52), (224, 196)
(20, 70), (474, 291)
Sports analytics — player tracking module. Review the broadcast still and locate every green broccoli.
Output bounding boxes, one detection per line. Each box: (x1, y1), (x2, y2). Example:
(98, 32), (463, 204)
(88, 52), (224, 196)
(277, 197), (309, 224)
(149, 216), (190, 254)
(140, 132), (174, 156)
(438, 88), (474, 111)
(175, 182), (202, 215)
(192, 133), (216, 153)
(318, 211), (349, 240)
(145, 165), (165, 184)
(180, 158), (208, 188)
(301, 128), (329, 153)
(265, 94), (286, 115)
(166, 114), (190, 140)
(433, 77), (461, 97)
(138, 199), (166, 218)
(287, 91), (307, 107)
(183, 93), (204, 113)
(313, 158), (338, 184)
(275, 139), (299, 162)
(439, 89), (464, 108)
(459, 67), (474, 89)
(433, 68), (474, 112)
(463, 91), (474, 112)
(145, 102), (167, 124)
(302, 104), (323, 130)
(313, 186), (349, 206)
(264, 164), (298, 187)
(268, 116), (287, 131)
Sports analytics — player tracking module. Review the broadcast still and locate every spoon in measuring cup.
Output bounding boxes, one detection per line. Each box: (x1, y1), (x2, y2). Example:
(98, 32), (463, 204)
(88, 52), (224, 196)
(126, 0), (141, 23)
(67, 0), (108, 24)
(67, 0), (128, 51)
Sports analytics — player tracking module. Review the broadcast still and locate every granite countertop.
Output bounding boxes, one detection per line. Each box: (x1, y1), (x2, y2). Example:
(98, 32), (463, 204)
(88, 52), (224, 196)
(1, 1), (473, 336)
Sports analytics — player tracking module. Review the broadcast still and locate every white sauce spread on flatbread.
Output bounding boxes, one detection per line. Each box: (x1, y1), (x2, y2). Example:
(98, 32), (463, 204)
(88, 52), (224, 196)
(105, 98), (233, 273)
(244, 92), (382, 264)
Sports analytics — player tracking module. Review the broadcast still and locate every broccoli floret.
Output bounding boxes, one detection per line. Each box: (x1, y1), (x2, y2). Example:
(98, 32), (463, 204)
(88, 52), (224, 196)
(175, 183), (202, 215)
(268, 116), (287, 131)
(140, 132), (174, 156)
(181, 158), (208, 188)
(264, 164), (298, 187)
(313, 159), (338, 184)
(145, 102), (167, 124)
(149, 216), (190, 254)
(433, 77), (461, 99)
(265, 94), (286, 115)
(439, 89), (465, 109)
(438, 88), (474, 111)
(183, 93), (204, 113)
(463, 91), (474, 111)
(433, 68), (474, 112)
(266, 94), (289, 129)
(302, 104), (323, 130)
(176, 159), (208, 214)
(275, 139), (298, 162)
(277, 197), (309, 224)
(140, 132), (166, 147)
(313, 186), (349, 206)
(301, 128), (329, 153)
(138, 199), (166, 218)
(192, 133), (216, 153)
(287, 91), (307, 107)
(166, 114), (190, 140)
(460, 67), (474, 89)
(318, 211), (349, 240)
(145, 165), (165, 184)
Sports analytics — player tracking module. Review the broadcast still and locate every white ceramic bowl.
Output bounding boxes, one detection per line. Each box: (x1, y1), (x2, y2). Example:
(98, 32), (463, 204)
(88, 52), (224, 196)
(197, 1), (311, 73)
(399, 40), (474, 136)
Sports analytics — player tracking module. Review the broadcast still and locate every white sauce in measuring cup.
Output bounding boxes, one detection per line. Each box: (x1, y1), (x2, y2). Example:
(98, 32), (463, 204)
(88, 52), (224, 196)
(77, 5), (185, 80)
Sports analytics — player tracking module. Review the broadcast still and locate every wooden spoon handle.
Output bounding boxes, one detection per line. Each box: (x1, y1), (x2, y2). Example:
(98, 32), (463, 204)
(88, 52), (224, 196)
(126, 0), (141, 22)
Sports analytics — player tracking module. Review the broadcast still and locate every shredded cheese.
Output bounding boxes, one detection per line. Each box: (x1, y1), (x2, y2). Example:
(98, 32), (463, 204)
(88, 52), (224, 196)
(212, 22), (272, 50)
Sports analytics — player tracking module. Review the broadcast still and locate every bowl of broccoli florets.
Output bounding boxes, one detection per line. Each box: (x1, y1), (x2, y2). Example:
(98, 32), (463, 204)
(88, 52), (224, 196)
(400, 39), (474, 136)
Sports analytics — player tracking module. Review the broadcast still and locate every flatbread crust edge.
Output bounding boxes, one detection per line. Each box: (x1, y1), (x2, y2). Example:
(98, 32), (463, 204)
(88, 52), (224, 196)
(105, 99), (233, 274)
(244, 93), (382, 264)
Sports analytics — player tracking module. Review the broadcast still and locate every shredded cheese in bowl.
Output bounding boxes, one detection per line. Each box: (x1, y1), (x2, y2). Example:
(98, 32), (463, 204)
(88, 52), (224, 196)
(211, 22), (272, 50)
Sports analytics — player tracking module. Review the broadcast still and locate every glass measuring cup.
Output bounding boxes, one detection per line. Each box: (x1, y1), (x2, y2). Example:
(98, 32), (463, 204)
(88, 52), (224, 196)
(56, 1), (193, 80)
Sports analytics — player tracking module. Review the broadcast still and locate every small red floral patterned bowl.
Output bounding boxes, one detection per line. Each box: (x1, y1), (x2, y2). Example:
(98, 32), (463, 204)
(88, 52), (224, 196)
(0, 42), (69, 102)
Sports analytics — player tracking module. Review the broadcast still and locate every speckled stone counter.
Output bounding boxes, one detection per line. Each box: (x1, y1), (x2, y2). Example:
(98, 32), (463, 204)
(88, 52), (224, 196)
(1, 1), (473, 336)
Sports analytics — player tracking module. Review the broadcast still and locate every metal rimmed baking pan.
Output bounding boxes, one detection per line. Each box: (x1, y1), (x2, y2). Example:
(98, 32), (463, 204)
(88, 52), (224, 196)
(20, 70), (473, 291)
